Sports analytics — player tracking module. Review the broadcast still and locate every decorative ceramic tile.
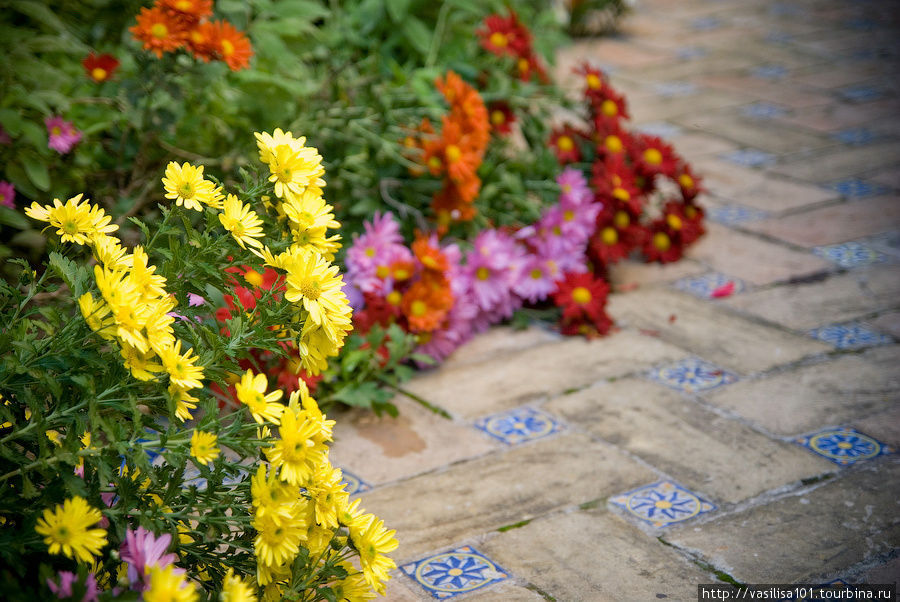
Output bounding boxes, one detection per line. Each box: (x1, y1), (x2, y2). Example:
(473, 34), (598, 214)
(832, 128), (877, 145)
(838, 85), (885, 103)
(691, 16), (722, 31)
(636, 121), (683, 138)
(339, 469), (372, 495)
(402, 546), (509, 599)
(812, 241), (888, 268)
(824, 179), (889, 199)
(808, 323), (893, 349)
(610, 481), (716, 527)
(474, 407), (563, 445)
(719, 149), (777, 168)
(743, 102), (787, 119)
(677, 46), (708, 60)
(673, 272), (747, 299)
(752, 65), (788, 80)
(654, 81), (699, 97)
(795, 427), (892, 466)
(707, 204), (770, 225)
(648, 357), (738, 393)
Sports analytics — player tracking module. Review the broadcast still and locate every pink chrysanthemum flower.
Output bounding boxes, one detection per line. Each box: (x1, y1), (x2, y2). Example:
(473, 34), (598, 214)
(120, 527), (179, 588)
(345, 212), (413, 294)
(557, 167), (591, 205)
(464, 229), (526, 313)
(0, 181), (15, 209)
(513, 254), (563, 303)
(47, 571), (98, 602)
(45, 116), (82, 154)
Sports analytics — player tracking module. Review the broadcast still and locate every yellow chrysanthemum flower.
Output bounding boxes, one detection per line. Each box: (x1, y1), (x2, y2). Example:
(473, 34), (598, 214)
(288, 387), (334, 444)
(34, 496), (108, 563)
(307, 462), (348, 529)
(159, 340), (205, 390)
(333, 564), (378, 602)
(236, 370), (284, 425)
(282, 249), (347, 328)
(265, 144), (325, 199)
(281, 188), (339, 240)
(350, 514), (398, 594)
(254, 128), (304, 166)
(250, 465), (303, 524)
(221, 569), (257, 602)
(162, 161), (223, 211)
(190, 430), (220, 466)
(130, 246), (167, 301)
(219, 194), (265, 249)
(170, 384), (199, 422)
(144, 565), (198, 602)
(120, 342), (163, 381)
(265, 408), (327, 486)
(94, 264), (140, 312)
(145, 298), (178, 354)
(252, 511), (306, 567)
(91, 234), (133, 270)
(79, 293), (117, 340)
(25, 194), (118, 245)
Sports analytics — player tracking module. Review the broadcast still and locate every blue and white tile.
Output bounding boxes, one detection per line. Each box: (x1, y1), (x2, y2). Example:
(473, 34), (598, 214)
(795, 427), (892, 466)
(832, 128), (877, 145)
(402, 546), (509, 599)
(654, 81), (699, 97)
(475, 407), (563, 445)
(719, 149), (777, 168)
(648, 357), (738, 394)
(742, 102), (787, 119)
(823, 179), (889, 199)
(339, 469), (372, 495)
(707, 204), (770, 226)
(808, 322), (893, 349)
(673, 272), (747, 299)
(636, 121), (683, 138)
(752, 65), (788, 80)
(838, 85), (885, 103)
(812, 241), (888, 268)
(610, 481), (716, 528)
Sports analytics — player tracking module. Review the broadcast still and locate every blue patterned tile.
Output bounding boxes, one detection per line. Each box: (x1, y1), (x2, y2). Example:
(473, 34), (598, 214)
(812, 241), (888, 268)
(832, 128), (877, 145)
(636, 121), (683, 138)
(474, 407), (563, 445)
(339, 469), (371, 495)
(707, 204), (770, 226)
(838, 85), (885, 103)
(677, 46), (708, 60)
(742, 102), (787, 119)
(824, 179), (889, 199)
(691, 16), (722, 31)
(610, 481), (716, 527)
(795, 427), (892, 466)
(673, 272), (747, 299)
(402, 546), (509, 599)
(808, 323), (893, 349)
(654, 81), (699, 97)
(648, 357), (738, 393)
(719, 149), (777, 168)
(752, 65), (788, 80)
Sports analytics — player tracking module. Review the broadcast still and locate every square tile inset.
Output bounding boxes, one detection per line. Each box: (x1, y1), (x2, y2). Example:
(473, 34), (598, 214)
(673, 272), (747, 299)
(339, 469), (372, 495)
(795, 427), (892, 466)
(832, 128), (877, 146)
(649, 357), (738, 393)
(707, 204), (770, 226)
(838, 85), (885, 103)
(402, 546), (509, 599)
(808, 323), (893, 349)
(813, 241), (888, 268)
(719, 149), (777, 168)
(474, 407), (563, 445)
(824, 179), (889, 199)
(610, 480), (716, 527)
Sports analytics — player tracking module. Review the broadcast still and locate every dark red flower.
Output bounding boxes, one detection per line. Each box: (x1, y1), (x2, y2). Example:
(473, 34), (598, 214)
(643, 222), (685, 263)
(553, 271), (610, 322)
(82, 52), (120, 82)
(675, 163), (703, 202)
(488, 101), (516, 135)
(550, 125), (585, 164)
(633, 134), (680, 179)
(477, 10), (532, 57)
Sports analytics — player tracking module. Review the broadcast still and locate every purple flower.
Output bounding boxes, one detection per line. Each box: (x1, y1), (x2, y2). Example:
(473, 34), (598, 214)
(512, 254), (562, 303)
(464, 229), (526, 313)
(47, 571), (98, 602)
(557, 167), (591, 205)
(45, 116), (82, 154)
(345, 212), (413, 294)
(120, 527), (179, 588)
(0, 181), (15, 209)
(187, 293), (206, 307)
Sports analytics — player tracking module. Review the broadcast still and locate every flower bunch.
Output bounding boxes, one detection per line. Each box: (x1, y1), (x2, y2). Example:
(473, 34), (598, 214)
(130, 0), (253, 70)
(477, 8), (549, 83)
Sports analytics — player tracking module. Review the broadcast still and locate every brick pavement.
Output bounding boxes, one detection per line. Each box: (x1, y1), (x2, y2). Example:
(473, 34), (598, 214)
(331, 0), (900, 598)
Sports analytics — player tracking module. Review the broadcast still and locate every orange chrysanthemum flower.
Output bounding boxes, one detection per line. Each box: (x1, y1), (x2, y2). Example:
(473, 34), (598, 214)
(130, 6), (188, 58)
(401, 281), (452, 333)
(186, 20), (218, 62)
(159, 0), (213, 24)
(210, 20), (253, 71)
(411, 235), (449, 276)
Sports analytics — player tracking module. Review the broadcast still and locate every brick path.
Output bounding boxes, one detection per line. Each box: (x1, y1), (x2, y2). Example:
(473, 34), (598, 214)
(331, 0), (900, 598)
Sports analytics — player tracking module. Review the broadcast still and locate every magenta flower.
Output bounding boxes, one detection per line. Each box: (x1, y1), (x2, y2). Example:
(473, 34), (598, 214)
(120, 527), (179, 587)
(0, 181), (15, 209)
(187, 293), (206, 307)
(47, 571), (98, 602)
(45, 116), (82, 154)
(513, 254), (563, 303)
(346, 212), (412, 294)
(557, 167), (591, 205)
(464, 229), (526, 313)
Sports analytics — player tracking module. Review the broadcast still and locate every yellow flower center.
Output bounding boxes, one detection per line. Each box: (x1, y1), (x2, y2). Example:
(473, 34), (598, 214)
(221, 39), (235, 57)
(557, 136), (574, 152)
(476, 266), (490, 281)
(612, 187), (630, 201)
(176, 0), (193, 10)
(572, 287), (592, 304)
(653, 232), (671, 251)
(655, 500), (673, 509)
(410, 300), (427, 316)
(393, 267), (410, 280)
(91, 67), (108, 81)
(63, 220), (79, 234)
(601, 226), (618, 245)
(491, 110), (506, 125)
(180, 182), (194, 198)
(605, 135), (623, 153)
(244, 269), (264, 287)
(685, 206), (698, 219)
(51, 126), (62, 136)
(375, 265), (390, 279)
(518, 58), (529, 73)
(151, 23), (168, 39)
(530, 268), (543, 280)
(614, 211), (630, 229)
(445, 144), (462, 163)
(678, 173), (694, 189)
(427, 156), (442, 170)
(586, 73), (602, 90)
(601, 99), (618, 117)
(563, 209), (575, 222)
(666, 214), (683, 230)
(300, 278), (321, 300)
(489, 32), (508, 48)
(644, 148), (663, 165)
(386, 291), (401, 306)
(364, 247), (376, 257)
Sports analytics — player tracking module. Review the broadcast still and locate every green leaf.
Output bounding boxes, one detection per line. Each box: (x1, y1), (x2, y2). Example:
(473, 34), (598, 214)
(48, 252), (87, 296)
(402, 17), (432, 55)
(273, 0), (330, 20)
(0, 109), (24, 136)
(19, 120), (47, 151)
(0, 207), (30, 230)
(386, 0), (412, 22)
(23, 159), (50, 191)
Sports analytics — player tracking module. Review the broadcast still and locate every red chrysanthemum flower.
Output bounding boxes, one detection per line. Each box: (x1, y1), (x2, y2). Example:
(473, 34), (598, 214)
(576, 63), (608, 102)
(594, 124), (632, 161)
(634, 134), (680, 178)
(549, 125), (585, 164)
(588, 208), (646, 267)
(210, 20), (253, 71)
(661, 200), (705, 246)
(82, 52), (119, 82)
(515, 52), (549, 83)
(432, 182), (478, 228)
(675, 163), (703, 202)
(477, 10), (532, 57)
(643, 222), (684, 263)
(590, 86), (629, 128)
(130, 6), (188, 58)
(592, 155), (644, 216)
(560, 312), (614, 338)
(553, 271), (610, 322)
(488, 101), (516, 135)
(354, 293), (401, 335)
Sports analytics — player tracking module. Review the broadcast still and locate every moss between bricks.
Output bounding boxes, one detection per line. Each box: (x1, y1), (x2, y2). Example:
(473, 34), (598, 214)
(526, 583), (557, 601)
(497, 519), (532, 532)
(656, 537), (745, 587)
